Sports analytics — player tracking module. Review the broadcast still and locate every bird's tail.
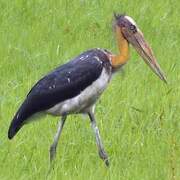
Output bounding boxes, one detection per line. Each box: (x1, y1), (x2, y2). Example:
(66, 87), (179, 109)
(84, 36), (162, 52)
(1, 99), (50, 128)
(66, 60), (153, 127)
(8, 100), (34, 139)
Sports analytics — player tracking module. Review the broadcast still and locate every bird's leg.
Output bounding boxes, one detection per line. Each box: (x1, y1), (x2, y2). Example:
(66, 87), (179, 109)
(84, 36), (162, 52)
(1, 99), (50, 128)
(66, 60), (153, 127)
(50, 115), (67, 162)
(88, 111), (109, 166)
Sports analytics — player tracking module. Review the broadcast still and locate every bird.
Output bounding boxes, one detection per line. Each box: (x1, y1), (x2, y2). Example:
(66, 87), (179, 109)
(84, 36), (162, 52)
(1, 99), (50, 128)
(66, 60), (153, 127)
(8, 14), (167, 166)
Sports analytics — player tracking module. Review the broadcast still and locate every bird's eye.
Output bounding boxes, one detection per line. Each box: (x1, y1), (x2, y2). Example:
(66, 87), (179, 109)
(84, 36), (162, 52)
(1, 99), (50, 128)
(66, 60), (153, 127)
(130, 24), (137, 32)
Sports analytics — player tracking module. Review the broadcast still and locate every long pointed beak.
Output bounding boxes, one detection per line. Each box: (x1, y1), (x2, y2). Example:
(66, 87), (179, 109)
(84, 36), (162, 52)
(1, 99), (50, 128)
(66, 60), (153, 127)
(122, 29), (167, 83)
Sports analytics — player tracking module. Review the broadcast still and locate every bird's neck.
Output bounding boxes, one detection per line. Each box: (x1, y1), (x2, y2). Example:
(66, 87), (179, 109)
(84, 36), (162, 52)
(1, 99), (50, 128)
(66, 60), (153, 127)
(110, 26), (129, 68)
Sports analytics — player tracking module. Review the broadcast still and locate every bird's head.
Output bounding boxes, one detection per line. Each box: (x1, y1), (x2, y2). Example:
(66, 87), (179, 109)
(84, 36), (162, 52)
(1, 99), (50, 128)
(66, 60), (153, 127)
(114, 13), (167, 83)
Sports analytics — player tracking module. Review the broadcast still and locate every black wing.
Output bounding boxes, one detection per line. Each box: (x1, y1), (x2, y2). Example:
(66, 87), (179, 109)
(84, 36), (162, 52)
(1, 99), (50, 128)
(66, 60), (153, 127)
(8, 48), (111, 139)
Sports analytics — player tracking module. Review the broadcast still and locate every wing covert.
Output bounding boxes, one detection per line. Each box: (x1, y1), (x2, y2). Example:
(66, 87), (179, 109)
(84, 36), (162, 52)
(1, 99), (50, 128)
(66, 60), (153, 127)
(26, 49), (108, 112)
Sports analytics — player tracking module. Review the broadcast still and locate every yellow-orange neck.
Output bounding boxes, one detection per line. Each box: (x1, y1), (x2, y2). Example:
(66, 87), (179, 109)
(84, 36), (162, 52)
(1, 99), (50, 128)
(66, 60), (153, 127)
(110, 26), (129, 68)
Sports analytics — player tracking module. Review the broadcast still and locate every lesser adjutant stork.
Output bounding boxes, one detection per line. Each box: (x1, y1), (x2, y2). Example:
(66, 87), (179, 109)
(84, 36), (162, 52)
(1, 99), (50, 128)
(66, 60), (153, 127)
(8, 14), (166, 166)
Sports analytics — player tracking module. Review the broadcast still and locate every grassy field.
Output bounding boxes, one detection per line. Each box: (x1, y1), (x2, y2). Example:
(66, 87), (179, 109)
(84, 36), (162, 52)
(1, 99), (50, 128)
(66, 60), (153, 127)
(0, 0), (179, 179)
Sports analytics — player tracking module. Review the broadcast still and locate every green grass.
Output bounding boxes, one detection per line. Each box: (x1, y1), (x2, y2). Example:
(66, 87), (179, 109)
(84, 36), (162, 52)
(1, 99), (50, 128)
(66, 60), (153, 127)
(0, 0), (180, 179)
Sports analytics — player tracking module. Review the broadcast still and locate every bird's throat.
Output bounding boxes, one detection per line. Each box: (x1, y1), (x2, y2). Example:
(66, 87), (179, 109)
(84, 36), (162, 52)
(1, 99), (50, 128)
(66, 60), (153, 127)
(110, 26), (129, 68)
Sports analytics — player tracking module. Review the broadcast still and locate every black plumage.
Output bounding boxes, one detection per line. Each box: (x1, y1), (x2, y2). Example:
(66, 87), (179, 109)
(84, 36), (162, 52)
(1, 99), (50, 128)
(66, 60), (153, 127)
(8, 48), (111, 139)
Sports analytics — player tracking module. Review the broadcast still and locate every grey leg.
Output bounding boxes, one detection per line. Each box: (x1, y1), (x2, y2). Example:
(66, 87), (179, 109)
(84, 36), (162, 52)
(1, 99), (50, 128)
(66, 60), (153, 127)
(88, 111), (109, 166)
(50, 115), (67, 162)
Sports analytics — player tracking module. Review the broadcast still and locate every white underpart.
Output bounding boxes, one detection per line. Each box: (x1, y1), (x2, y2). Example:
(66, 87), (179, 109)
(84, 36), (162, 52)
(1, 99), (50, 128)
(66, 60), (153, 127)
(125, 16), (137, 26)
(46, 68), (111, 116)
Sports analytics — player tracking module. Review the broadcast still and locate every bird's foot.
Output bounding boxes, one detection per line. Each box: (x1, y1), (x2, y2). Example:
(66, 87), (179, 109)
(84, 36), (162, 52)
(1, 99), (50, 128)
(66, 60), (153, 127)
(104, 158), (110, 167)
(99, 150), (110, 167)
(50, 145), (57, 162)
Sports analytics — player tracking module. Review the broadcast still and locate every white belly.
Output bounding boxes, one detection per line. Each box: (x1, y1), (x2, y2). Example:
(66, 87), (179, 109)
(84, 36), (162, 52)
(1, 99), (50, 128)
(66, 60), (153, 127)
(46, 68), (111, 115)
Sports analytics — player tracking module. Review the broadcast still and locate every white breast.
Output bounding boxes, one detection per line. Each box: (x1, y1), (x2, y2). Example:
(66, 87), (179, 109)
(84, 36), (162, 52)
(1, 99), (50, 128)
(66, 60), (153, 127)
(46, 68), (111, 116)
